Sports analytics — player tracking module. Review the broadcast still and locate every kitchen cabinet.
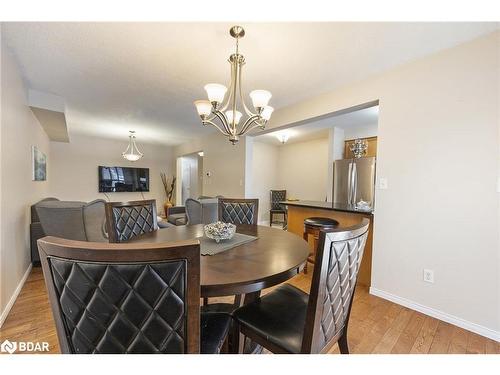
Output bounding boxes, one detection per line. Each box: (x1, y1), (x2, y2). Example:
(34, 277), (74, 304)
(344, 136), (377, 159)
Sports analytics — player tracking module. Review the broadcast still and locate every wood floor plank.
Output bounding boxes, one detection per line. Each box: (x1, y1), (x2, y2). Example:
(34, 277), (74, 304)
(354, 303), (403, 353)
(428, 321), (454, 353)
(409, 316), (440, 354)
(485, 339), (500, 354)
(372, 307), (414, 353)
(391, 311), (426, 354)
(2, 266), (498, 355)
(447, 326), (468, 354)
(466, 332), (486, 354)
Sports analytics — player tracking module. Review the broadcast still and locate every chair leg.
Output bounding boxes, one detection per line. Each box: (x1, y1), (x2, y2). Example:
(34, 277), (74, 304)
(338, 332), (349, 354)
(269, 212), (272, 226)
(218, 336), (229, 354)
(230, 321), (242, 354)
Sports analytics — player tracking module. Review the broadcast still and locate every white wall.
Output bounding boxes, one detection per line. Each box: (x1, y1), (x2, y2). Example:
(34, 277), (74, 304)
(1, 40), (50, 324)
(257, 31), (500, 338)
(343, 122), (378, 140)
(49, 134), (175, 215)
(174, 132), (247, 198)
(250, 141), (280, 223)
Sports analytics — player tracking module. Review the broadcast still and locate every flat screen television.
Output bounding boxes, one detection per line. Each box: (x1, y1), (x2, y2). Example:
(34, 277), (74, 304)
(98, 166), (150, 192)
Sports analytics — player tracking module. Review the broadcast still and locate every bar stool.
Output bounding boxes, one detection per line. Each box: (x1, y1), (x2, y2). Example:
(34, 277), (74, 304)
(303, 217), (339, 274)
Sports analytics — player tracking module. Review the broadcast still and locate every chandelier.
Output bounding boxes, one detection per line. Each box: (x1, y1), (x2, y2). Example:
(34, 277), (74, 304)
(122, 131), (143, 161)
(194, 26), (274, 144)
(349, 139), (368, 158)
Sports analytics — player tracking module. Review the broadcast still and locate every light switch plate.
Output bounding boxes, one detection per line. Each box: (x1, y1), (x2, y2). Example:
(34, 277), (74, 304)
(423, 269), (434, 283)
(379, 177), (388, 190)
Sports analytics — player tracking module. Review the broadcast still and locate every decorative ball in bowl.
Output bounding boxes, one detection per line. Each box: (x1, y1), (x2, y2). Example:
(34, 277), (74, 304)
(204, 221), (236, 243)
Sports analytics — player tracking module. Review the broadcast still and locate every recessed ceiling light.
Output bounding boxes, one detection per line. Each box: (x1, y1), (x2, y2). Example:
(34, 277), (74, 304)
(198, 151), (204, 157)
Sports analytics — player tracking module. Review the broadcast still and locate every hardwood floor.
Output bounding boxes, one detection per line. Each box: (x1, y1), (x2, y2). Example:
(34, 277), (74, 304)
(1, 266), (499, 354)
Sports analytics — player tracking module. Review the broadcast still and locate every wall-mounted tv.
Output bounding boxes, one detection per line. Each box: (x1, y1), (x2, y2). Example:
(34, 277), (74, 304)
(98, 166), (150, 192)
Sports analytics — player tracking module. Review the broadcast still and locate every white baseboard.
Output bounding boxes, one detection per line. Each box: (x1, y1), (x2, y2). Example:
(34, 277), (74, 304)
(370, 287), (500, 343)
(0, 264), (32, 328)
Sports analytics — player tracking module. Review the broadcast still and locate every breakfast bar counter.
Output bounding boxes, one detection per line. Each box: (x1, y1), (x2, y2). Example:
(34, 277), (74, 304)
(281, 200), (374, 287)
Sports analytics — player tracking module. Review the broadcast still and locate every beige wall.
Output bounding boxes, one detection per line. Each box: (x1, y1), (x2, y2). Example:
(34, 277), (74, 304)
(250, 137), (329, 223)
(256, 31), (500, 337)
(249, 141), (280, 222)
(277, 138), (330, 202)
(49, 134), (175, 215)
(1, 40), (50, 323)
(174, 132), (247, 198)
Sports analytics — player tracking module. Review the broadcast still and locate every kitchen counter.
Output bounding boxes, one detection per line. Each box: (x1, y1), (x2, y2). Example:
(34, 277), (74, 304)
(282, 200), (374, 287)
(281, 200), (373, 215)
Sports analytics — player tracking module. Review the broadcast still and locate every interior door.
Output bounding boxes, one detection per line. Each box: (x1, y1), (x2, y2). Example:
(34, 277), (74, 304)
(181, 160), (191, 204)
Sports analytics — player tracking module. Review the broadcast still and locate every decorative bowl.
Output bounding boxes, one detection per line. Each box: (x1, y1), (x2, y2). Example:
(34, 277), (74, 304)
(204, 221), (236, 243)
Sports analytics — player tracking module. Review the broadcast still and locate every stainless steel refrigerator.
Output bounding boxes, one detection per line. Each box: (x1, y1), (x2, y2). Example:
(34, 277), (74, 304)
(332, 157), (376, 209)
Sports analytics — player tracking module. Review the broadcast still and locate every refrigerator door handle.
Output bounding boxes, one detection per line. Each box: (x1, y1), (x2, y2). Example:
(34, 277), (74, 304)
(347, 162), (353, 206)
(352, 162), (358, 206)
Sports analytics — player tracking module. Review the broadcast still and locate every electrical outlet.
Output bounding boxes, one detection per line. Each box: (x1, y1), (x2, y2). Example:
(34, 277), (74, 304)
(423, 269), (434, 283)
(379, 177), (388, 190)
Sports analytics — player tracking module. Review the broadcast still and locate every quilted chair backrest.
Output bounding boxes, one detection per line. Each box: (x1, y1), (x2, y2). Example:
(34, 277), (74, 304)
(301, 218), (370, 353)
(105, 200), (158, 243)
(218, 199), (259, 225)
(37, 236), (201, 354)
(270, 190), (286, 210)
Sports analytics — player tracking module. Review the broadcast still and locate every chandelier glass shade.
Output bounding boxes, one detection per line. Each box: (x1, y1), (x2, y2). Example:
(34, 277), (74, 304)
(122, 131), (143, 162)
(194, 26), (274, 144)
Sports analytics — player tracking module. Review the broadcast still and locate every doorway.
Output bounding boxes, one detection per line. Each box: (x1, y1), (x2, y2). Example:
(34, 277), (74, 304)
(177, 151), (204, 205)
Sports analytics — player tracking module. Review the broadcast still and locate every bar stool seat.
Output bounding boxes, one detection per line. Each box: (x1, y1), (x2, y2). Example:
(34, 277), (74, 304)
(304, 217), (339, 228)
(303, 217), (339, 274)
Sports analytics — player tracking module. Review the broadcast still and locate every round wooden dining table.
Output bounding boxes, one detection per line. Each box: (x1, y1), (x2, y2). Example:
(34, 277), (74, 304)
(130, 224), (309, 300)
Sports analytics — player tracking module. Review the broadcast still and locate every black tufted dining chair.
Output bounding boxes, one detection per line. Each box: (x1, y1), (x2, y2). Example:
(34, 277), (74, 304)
(218, 198), (259, 225)
(105, 200), (158, 243)
(37, 236), (231, 354)
(269, 190), (287, 228)
(232, 218), (370, 354)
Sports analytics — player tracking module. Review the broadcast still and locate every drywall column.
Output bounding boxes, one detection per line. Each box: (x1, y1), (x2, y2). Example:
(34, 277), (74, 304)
(327, 127), (345, 201)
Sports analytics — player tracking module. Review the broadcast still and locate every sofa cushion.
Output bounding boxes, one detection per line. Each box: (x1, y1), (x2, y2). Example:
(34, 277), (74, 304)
(167, 213), (186, 226)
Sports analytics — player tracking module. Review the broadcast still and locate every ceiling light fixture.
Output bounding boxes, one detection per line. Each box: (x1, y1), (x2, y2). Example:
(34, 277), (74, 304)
(122, 131), (143, 162)
(275, 131), (291, 144)
(194, 26), (274, 145)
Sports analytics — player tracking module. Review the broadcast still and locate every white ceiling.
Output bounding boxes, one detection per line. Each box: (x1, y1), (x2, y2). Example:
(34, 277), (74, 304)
(254, 105), (379, 145)
(2, 22), (498, 145)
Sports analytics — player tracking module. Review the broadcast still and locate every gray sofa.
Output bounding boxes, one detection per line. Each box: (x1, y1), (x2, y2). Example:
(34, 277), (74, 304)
(31, 199), (108, 263)
(166, 206), (187, 226)
(35, 199), (108, 241)
(30, 197), (60, 263)
(30, 198), (171, 263)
